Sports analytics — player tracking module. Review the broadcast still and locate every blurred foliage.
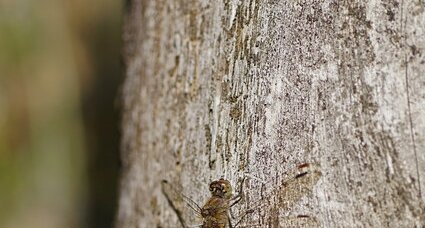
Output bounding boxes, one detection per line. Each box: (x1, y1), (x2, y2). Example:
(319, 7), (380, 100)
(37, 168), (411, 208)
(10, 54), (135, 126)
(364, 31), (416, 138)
(0, 0), (122, 227)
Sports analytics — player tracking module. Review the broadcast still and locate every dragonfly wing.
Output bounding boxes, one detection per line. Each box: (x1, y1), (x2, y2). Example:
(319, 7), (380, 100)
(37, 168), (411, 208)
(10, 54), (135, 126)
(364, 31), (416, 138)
(238, 163), (322, 226)
(276, 163), (322, 210)
(161, 180), (203, 228)
(234, 216), (319, 228)
(279, 215), (320, 228)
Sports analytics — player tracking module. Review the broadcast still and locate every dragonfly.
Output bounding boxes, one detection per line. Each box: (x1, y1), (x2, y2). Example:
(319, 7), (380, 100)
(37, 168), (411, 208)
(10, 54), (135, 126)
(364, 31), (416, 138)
(161, 163), (322, 228)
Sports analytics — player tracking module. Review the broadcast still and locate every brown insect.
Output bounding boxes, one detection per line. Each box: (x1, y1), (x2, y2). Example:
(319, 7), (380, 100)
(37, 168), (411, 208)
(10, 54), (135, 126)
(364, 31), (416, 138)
(199, 178), (236, 228)
(161, 178), (242, 228)
(161, 163), (321, 228)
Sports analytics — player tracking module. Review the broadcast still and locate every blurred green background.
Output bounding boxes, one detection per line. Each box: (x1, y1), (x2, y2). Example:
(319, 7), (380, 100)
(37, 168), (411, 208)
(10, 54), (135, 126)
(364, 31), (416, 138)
(0, 0), (123, 227)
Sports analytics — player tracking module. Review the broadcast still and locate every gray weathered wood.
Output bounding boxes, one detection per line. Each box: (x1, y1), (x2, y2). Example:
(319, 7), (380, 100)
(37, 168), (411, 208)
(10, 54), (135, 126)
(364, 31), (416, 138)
(117, 0), (425, 227)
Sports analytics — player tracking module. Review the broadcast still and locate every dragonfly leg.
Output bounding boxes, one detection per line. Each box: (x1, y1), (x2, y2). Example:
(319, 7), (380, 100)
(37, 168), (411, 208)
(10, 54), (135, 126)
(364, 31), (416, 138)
(230, 176), (247, 208)
(232, 208), (256, 227)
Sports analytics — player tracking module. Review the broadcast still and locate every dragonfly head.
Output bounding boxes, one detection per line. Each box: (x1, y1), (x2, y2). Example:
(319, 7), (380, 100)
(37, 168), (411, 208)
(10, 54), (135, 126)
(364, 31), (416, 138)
(209, 178), (232, 199)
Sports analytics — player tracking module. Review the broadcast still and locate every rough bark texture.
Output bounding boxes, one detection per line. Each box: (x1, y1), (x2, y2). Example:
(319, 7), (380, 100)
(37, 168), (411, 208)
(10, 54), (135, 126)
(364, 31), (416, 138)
(117, 0), (425, 227)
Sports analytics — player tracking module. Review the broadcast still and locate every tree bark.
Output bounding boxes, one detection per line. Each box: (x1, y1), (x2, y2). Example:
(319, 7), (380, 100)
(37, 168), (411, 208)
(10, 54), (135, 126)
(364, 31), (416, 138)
(117, 0), (425, 227)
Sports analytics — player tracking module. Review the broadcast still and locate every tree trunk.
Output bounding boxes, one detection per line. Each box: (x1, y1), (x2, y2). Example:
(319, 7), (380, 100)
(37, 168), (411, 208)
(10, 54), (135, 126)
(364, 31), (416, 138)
(117, 0), (425, 227)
